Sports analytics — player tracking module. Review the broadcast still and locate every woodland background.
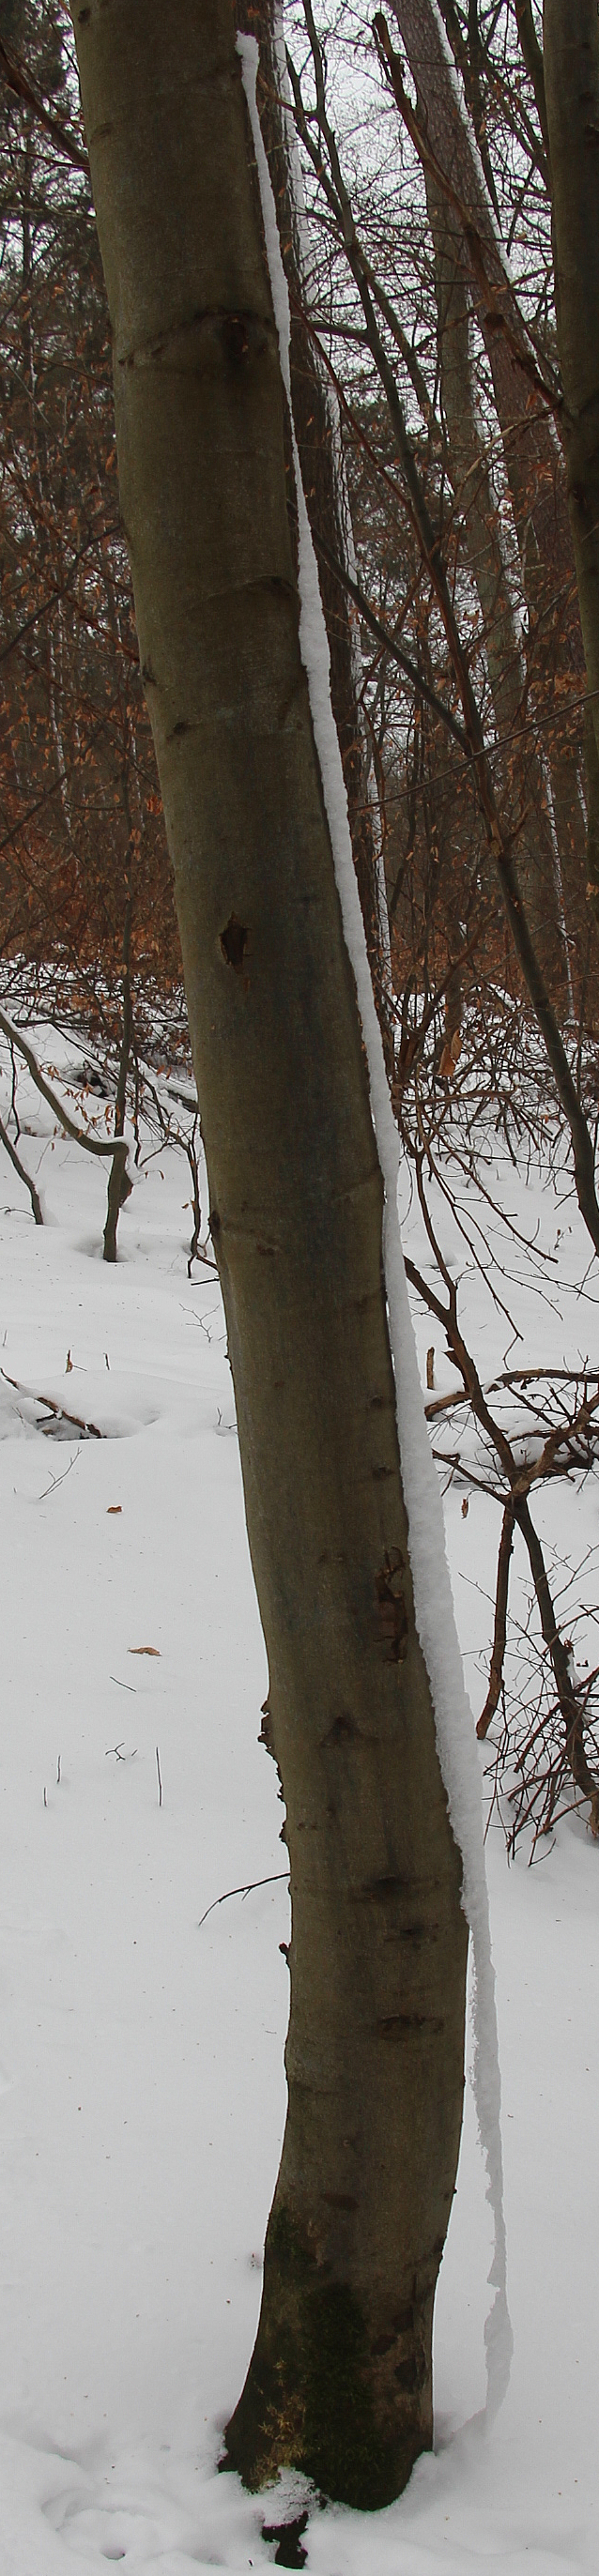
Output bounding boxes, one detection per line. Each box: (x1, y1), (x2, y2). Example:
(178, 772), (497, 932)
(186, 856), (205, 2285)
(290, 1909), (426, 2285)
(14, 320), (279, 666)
(1, 8), (599, 2565)
(3, 0), (598, 1087)
(3, 0), (599, 1836)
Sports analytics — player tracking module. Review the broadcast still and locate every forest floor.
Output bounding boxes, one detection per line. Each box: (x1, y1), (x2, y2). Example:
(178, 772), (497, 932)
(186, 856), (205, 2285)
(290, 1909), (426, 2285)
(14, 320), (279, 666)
(0, 1026), (598, 2575)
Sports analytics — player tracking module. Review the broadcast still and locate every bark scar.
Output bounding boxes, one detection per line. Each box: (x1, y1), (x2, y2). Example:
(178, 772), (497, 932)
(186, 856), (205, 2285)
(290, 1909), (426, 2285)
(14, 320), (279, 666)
(321, 2190), (359, 2211)
(375, 1547), (408, 1662)
(221, 912), (249, 973)
(377, 2013), (444, 2038)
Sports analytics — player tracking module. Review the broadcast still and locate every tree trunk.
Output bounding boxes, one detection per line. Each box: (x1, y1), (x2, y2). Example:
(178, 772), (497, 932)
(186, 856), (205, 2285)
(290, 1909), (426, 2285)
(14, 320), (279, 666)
(236, 0), (394, 1073)
(102, 877), (133, 1262)
(390, 0), (585, 951)
(427, 169), (563, 967)
(544, 1), (599, 922)
(70, 0), (468, 2507)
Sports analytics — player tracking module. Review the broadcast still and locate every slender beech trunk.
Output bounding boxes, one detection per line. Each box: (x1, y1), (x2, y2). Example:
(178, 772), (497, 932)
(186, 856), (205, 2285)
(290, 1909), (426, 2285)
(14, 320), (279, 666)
(389, 0), (567, 583)
(103, 874), (133, 1262)
(70, 0), (468, 2507)
(427, 172), (563, 966)
(236, 0), (394, 1072)
(387, 0), (586, 936)
(544, 2), (599, 922)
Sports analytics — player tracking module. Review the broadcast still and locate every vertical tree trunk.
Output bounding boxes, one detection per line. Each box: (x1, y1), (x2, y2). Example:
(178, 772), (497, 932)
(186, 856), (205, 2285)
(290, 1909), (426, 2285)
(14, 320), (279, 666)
(70, 0), (468, 2507)
(103, 876), (133, 1262)
(427, 171), (563, 965)
(544, 1), (599, 922)
(390, 0), (566, 583)
(390, 0), (585, 950)
(236, 0), (394, 1072)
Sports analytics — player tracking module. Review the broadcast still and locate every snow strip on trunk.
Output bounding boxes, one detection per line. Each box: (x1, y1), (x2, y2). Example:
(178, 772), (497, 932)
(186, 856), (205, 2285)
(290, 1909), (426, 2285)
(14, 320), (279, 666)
(238, 28), (513, 2427)
(270, 2), (393, 995)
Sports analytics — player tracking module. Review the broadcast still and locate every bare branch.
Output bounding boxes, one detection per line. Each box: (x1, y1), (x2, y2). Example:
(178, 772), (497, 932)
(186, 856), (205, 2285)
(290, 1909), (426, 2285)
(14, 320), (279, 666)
(0, 36), (89, 175)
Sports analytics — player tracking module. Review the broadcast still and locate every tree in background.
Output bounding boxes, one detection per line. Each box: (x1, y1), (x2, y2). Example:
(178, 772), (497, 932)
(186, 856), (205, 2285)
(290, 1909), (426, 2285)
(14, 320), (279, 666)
(5, 0), (599, 1153)
(0, 0), (181, 1083)
(280, 0), (599, 1263)
(544, 0), (599, 910)
(236, 0), (394, 1069)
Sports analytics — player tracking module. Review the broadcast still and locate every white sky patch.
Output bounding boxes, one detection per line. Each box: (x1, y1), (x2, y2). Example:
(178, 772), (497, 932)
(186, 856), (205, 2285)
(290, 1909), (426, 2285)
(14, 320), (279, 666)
(238, 26), (513, 2427)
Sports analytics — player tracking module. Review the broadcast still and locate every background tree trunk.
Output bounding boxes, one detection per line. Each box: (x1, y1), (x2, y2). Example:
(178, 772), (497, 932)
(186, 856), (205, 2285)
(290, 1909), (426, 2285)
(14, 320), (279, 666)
(391, 0), (585, 961)
(544, 0), (599, 921)
(70, 0), (468, 2507)
(427, 170), (563, 965)
(236, 0), (394, 1073)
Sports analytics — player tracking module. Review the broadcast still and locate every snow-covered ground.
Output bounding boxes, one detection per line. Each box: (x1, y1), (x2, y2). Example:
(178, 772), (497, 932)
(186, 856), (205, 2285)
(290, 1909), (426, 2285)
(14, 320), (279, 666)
(1, 1033), (598, 2574)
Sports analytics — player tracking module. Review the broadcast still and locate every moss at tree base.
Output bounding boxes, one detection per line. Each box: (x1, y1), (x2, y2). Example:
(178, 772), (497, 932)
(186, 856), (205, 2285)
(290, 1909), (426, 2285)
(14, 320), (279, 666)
(223, 2204), (432, 2510)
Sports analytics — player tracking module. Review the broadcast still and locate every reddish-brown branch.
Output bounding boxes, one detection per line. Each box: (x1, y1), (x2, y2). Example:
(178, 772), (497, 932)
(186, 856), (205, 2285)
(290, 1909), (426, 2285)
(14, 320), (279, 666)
(0, 37), (89, 175)
(477, 1503), (515, 1738)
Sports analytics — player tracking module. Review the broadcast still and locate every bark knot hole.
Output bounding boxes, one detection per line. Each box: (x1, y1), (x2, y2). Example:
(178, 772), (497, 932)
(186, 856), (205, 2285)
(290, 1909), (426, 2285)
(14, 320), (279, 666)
(323, 1708), (357, 1745)
(223, 312), (251, 364)
(375, 1549), (408, 1662)
(221, 912), (249, 973)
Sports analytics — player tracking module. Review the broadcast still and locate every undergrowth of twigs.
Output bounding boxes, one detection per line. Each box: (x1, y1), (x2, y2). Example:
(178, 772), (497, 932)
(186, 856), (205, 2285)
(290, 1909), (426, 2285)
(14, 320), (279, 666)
(481, 1611), (599, 1866)
(394, 996), (599, 1861)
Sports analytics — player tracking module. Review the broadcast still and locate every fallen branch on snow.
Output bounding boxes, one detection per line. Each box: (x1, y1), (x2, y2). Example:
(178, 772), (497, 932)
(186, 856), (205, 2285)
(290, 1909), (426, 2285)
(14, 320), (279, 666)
(1, 1364), (102, 1440)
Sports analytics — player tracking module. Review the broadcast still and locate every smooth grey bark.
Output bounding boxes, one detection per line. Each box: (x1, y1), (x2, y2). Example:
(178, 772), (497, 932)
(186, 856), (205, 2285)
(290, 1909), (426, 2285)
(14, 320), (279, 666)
(544, 1), (599, 917)
(70, 0), (468, 2509)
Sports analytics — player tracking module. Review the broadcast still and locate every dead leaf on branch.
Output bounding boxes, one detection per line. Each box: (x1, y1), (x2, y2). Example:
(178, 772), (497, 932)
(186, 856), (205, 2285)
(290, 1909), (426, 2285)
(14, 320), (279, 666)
(438, 1029), (463, 1081)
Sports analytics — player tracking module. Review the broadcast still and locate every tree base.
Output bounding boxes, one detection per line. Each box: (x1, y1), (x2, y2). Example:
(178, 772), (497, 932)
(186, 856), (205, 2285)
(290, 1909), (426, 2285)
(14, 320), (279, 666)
(223, 2205), (433, 2510)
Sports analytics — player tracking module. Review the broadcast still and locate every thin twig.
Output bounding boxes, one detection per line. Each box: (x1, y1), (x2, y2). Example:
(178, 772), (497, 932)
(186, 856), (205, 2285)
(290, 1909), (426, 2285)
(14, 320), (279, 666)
(37, 1450), (79, 1502)
(0, 1115), (43, 1223)
(197, 1871), (289, 1930)
(0, 35), (90, 175)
